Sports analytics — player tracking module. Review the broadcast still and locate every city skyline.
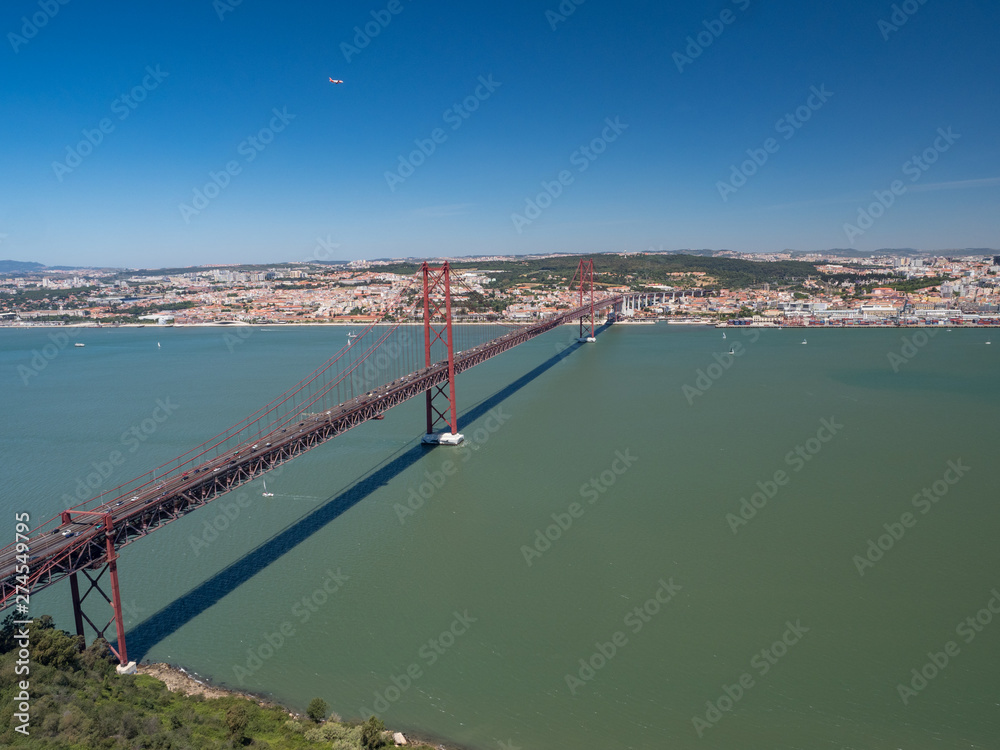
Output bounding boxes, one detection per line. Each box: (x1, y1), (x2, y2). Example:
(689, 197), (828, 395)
(3, 1), (999, 267)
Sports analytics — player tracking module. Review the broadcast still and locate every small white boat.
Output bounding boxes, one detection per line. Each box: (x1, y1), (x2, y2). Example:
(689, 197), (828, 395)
(722, 332), (726, 339)
(157, 342), (161, 348)
(262, 478), (274, 497)
(801, 339), (807, 345)
(74, 342), (85, 347)
(728, 347), (734, 355)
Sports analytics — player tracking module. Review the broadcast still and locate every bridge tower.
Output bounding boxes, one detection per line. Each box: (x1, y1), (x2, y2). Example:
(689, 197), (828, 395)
(571, 258), (596, 342)
(61, 510), (135, 672)
(421, 261), (464, 445)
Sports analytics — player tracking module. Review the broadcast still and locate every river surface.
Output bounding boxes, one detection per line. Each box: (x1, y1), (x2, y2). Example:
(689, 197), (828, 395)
(2, 323), (998, 749)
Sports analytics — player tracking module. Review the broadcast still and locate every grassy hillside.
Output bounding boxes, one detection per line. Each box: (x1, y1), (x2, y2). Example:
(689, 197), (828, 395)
(0, 616), (431, 750)
(378, 252), (819, 290)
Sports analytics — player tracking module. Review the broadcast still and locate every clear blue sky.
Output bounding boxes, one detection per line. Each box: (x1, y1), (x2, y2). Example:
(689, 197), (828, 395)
(2, 0), (999, 267)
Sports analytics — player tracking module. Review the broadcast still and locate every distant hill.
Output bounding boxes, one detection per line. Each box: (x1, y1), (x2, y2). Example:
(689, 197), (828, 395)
(812, 248), (997, 258)
(0, 259), (45, 274)
(377, 252), (820, 289)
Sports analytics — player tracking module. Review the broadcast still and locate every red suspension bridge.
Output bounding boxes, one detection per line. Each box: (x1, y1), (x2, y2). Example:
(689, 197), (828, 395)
(1, 260), (621, 669)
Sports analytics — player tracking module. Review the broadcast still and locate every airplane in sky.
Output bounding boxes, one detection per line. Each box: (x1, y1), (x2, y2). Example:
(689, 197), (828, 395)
(329, 78), (344, 84)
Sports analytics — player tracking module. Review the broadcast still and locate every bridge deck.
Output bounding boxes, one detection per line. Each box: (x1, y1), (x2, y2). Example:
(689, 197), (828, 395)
(0, 296), (620, 609)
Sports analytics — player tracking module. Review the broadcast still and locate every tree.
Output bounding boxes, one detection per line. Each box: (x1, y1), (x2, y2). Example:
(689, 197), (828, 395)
(31, 617), (82, 670)
(360, 715), (387, 750)
(79, 637), (115, 675)
(306, 697), (328, 723)
(225, 703), (251, 743)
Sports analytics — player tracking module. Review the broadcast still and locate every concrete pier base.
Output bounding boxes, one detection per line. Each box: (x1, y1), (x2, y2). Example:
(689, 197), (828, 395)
(578, 336), (596, 343)
(422, 432), (465, 445)
(116, 661), (137, 675)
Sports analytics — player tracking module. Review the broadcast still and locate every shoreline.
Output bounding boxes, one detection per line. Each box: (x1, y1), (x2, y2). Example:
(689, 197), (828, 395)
(136, 661), (458, 750)
(2, 320), (999, 330)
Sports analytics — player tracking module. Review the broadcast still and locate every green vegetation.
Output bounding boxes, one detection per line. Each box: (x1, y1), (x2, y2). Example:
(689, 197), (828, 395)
(360, 717), (387, 750)
(377, 253), (819, 291)
(306, 698), (327, 723)
(113, 301), (198, 316)
(0, 616), (435, 750)
(819, 271), (955, 295)
(861, 275), (954, 294)
(455, 290), (505, 315)
(109, 263), (343, 282)
(5, 286), (99, 307)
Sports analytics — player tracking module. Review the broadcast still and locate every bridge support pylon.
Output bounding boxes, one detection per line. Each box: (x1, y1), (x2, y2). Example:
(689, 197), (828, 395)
(571, 258), (596, 342)
(420, 261), (464, 445)
(61, 510), (134, 672)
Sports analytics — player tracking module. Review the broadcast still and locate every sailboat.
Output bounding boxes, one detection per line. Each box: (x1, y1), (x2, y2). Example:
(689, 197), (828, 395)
(262, 478), (274, 497)
(157, 342), (161, 349)
(722, 332), (726, 339)
(347, 331), (357, 346)
(801, 338), (807, 345)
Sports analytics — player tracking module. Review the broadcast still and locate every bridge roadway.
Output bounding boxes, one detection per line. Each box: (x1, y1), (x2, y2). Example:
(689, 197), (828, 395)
(0, 296), (621, 610)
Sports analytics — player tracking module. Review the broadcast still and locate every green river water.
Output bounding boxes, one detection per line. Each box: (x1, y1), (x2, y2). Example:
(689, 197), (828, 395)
(2, 323), (998, 749)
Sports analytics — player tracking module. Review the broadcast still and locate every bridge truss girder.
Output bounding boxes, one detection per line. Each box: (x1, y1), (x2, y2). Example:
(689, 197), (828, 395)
(0, 290), (623, 664)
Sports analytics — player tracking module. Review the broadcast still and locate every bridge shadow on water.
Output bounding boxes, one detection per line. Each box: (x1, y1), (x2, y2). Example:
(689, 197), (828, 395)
(125, 324), (610, 660)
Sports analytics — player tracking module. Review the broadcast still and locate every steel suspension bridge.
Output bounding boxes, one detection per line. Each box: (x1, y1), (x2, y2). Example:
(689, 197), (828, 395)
(1, 259), (622, 669)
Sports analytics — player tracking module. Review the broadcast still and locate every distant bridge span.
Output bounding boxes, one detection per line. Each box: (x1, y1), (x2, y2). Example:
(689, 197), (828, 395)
(616, 289), (712, 317)
(1, 260), (618, 667)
